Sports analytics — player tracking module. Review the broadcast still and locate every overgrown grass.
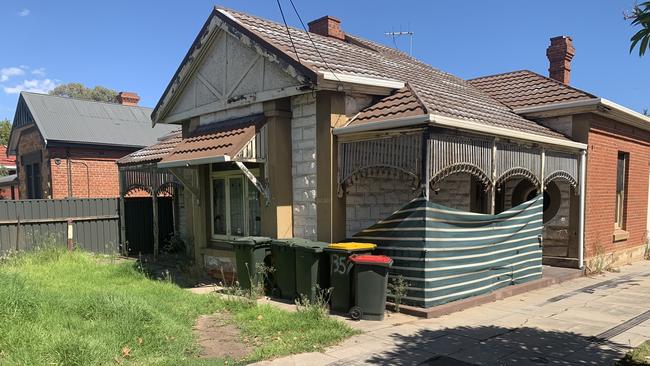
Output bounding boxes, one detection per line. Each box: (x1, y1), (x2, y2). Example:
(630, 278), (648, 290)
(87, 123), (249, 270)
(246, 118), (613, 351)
(619, 340), (650, 365)
(0, 248), (355, 365)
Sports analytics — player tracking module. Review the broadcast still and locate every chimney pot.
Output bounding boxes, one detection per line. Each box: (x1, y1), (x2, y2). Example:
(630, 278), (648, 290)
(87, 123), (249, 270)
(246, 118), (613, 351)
(116, 92), (140, 106)
(546, 36), (575, 84)
(308, 15), (345, 41)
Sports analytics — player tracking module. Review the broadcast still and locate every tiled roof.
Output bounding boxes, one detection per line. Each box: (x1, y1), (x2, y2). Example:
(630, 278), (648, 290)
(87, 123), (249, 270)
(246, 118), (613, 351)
(117, 130), (182, 166)
(350, 85), (426, 126)
(221, 9), (568, 139)
(0, 146), (16, 168)
(470, 70), (597, 110)
(158, 114), (263, 166)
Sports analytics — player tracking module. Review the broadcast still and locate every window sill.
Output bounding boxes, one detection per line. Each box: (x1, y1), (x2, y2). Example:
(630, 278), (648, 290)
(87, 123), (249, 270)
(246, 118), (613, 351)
(612, 229), (630, 242)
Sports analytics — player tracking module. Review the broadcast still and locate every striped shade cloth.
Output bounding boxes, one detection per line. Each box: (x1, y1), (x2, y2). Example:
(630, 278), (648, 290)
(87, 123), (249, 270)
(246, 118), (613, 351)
(352, 194), (543, 308)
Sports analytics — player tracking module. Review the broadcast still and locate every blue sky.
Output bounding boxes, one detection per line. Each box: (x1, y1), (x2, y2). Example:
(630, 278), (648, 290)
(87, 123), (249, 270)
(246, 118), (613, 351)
(0, 1), (647, 120)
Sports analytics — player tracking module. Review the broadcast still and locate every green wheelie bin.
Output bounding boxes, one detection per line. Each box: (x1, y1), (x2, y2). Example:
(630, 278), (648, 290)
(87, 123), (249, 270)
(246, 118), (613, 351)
(232, 236), (272, 291)
(349, 254), (393, 321)
(270, 238), (300, 299)
(324, 242), (376, 313)
(294, 240), (330, 302)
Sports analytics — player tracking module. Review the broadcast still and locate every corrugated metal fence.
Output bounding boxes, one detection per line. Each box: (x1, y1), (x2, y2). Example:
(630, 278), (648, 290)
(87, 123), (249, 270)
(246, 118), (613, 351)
(0, 198), (120, 254)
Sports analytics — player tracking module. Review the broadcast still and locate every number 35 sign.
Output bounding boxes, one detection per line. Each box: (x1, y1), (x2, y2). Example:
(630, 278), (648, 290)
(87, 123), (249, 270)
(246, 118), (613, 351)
(331, 254), (353, 275)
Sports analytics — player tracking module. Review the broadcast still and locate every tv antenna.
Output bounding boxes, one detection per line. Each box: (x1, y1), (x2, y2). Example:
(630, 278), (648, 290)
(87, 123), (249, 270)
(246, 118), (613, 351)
(385, 31), (414, 55)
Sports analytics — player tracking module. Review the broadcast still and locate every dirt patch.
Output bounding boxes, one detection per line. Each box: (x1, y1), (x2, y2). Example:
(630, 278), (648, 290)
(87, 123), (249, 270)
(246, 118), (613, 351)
(194, 313), (252, 360)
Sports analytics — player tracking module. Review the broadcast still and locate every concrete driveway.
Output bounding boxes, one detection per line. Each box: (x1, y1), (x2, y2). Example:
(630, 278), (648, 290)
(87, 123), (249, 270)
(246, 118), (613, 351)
(254, 259), (650, 365)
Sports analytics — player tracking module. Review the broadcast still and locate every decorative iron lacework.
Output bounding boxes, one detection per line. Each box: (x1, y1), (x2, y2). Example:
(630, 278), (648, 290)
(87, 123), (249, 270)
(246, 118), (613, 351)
(544, 150), (579, 188)
(120, 165), (178, 196)
(495, 142), (542, 188)
(338, 133), (422, 197)
(429, 133), (492, 189)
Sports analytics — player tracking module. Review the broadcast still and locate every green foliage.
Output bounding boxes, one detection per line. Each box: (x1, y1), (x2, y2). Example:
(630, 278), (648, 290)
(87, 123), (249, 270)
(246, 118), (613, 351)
(49, 83), (118, 103)
(629, 1), (650, 56)
(0, 247), (354, 365)
(0, 119), (10, 146)
(388, 275), (409, 313)
(618, 340), (650, 365)
(295, 285), (333, 320)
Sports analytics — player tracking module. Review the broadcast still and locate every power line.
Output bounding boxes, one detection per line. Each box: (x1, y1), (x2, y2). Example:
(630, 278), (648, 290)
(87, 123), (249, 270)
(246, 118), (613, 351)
(275, 0), (302, 65)
(287, 0), (341, 83)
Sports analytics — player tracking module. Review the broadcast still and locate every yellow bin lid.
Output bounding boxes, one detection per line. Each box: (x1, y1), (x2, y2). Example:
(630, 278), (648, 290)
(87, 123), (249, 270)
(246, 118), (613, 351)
(327, 242), (377, 251)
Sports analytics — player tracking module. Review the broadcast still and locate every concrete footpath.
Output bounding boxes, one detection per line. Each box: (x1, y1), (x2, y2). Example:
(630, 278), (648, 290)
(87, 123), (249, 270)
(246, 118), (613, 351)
(253, 260), (650, 365)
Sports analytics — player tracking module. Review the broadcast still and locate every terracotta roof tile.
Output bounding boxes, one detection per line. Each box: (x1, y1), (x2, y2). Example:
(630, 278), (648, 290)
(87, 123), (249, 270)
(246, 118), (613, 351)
(470, 70), (596, 109)
(0, 146), (16, 168)
(117, 131), (182, 166)
(223, 9), (568, 140)
(158, 114), (264, 166)
(350, 86), (425, 125)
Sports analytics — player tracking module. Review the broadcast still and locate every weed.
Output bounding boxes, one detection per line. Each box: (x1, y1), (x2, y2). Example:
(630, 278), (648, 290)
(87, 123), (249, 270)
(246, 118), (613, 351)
(295, 286), (332, 320)
(586, 239), (615, 275)
(388, 275), (409, 313)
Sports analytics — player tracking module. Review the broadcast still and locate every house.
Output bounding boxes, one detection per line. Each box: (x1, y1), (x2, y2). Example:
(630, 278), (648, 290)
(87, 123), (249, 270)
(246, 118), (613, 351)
(7, 92), (176, 199)
(471, 36), (650, 268)
(0, 145), (19, 199)
(130, 7), (596, 307)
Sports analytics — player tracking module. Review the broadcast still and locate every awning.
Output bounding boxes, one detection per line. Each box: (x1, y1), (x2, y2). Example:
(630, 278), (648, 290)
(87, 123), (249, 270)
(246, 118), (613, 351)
(157, 114), (265, 169)
(0, 174), (18, 187)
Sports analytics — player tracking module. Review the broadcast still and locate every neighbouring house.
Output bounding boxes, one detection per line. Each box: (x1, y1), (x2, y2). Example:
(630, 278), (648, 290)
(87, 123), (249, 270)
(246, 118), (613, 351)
(7, 91), (176, 199)
(471, 35), (650, 269)
(130, 7), (596, 308)
(0, 145), (19, 200)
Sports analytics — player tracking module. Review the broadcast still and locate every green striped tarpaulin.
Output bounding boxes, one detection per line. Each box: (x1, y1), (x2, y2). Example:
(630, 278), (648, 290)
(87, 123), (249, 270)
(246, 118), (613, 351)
(352, 194), (543, 308)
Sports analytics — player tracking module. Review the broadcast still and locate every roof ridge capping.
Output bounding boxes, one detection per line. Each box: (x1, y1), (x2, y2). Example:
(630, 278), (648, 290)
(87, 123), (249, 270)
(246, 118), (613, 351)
(20, 91), (152, 110)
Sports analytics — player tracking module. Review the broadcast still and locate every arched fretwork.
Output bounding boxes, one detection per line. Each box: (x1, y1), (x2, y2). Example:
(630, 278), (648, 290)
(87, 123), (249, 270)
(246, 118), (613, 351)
(155, 181), (182, 197)
(124, 185), (153, 197)
(545, 171), (578, 190)
(338, 165), (420, 197)
(429, 163), (492, 191)
(495, 167), (541, 189)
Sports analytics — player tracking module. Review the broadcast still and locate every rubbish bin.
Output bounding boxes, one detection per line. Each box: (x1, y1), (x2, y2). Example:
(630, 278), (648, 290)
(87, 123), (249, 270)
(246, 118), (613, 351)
(349, 254), (393, 321)
(232, 236), (272, 291)
(325, 242), (376, 313)
(294, 240), (330, 302)
(270, 238), (299, 299)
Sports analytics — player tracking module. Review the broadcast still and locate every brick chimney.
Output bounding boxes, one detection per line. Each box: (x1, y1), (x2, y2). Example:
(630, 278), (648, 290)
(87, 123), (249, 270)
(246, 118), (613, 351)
(308, 16), (345, 41)
(546, 36), (575, 84)
(116, 92), (140, 106)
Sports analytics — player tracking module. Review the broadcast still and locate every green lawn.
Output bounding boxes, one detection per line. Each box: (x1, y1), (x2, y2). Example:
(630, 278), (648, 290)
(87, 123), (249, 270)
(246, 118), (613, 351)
(619, 340), (650, 365)
(0, 248), (356, 365)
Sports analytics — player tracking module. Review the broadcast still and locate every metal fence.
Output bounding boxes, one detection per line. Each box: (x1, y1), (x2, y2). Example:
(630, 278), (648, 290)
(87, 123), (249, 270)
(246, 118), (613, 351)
(0, 198), (120, 254)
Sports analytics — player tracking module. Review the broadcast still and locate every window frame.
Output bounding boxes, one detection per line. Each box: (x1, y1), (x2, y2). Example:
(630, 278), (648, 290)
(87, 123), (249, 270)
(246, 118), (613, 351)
(615, 151), (629, 230)
(209, 167), (261, 240)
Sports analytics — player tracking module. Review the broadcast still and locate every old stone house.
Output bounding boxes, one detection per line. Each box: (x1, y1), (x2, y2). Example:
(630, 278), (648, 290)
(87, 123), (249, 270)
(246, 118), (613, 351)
(128, 5), (597, 299)
(7, 92), (175, 199)
(472, 36), (650, 268)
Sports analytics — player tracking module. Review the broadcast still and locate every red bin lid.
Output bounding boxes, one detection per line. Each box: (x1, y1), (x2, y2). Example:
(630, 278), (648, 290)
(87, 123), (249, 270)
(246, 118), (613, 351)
(349, 254), (393, 266)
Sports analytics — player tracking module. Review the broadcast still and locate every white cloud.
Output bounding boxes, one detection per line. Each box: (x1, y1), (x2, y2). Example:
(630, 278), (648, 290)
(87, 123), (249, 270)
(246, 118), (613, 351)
(31, 68), (46, 76)
(18, 9), (30, 17)
(3, 79), (58, 94)
(0, 67), (26, 82)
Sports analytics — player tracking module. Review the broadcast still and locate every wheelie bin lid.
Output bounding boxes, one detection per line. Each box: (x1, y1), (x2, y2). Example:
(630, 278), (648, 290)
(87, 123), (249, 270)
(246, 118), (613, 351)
(271, 238), (316, 247)
(326, 242), (377, 252)
(349, 254), (393, 267)
(233, 236), (273, 246)
(294, 240), (329, 252)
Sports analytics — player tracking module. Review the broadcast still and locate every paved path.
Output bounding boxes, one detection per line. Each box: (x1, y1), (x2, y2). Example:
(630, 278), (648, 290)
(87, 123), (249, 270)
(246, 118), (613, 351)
(253, 260), (650, 366)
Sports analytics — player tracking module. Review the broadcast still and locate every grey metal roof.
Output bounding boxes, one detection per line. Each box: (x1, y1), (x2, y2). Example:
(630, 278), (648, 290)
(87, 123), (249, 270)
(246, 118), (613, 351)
(11, 92), (176, 153)
(0, 174), (18, 187)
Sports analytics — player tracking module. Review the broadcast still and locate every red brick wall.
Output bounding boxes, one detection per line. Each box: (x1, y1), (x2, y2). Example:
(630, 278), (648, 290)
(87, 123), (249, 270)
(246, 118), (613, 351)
(48, 146), (134, 199)
(584, 114), (650, 258)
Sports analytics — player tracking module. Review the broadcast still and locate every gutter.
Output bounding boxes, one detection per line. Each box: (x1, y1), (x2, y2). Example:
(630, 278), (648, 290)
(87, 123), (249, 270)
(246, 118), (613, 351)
(333, 113), (587, 150)
(318, 71), (405, 90)
(157, 155), (230, 169)
(514, 98), (650, 133)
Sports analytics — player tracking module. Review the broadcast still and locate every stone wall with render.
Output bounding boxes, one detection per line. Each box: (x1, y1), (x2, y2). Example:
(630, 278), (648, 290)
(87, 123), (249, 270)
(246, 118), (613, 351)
(291, 94), (318, 239)
(345, 173), (473, 238)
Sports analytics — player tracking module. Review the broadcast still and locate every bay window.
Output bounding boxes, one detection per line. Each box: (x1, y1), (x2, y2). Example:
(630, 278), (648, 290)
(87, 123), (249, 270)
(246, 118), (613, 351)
(211, 167), (261, 238)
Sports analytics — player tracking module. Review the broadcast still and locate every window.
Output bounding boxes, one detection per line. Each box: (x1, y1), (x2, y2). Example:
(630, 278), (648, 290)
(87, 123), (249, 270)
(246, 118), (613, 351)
(210, 168), (261, 238)
(25, 163), (42, 199)
(615, 152), (629, 229)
